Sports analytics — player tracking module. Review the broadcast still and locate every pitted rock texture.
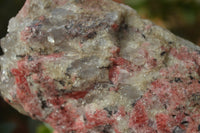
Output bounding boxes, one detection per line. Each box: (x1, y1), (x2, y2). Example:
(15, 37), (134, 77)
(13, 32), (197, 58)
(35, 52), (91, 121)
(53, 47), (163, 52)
(0, 0), (200, 132)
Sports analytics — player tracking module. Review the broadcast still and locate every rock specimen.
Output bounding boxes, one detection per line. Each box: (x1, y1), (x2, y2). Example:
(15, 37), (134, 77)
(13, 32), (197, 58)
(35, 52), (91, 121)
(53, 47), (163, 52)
(0, 0), (200, 132)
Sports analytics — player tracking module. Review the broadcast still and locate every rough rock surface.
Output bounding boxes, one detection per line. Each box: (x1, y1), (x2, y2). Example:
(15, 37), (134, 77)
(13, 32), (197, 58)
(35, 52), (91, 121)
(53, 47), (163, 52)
(0, 0), (200, 132)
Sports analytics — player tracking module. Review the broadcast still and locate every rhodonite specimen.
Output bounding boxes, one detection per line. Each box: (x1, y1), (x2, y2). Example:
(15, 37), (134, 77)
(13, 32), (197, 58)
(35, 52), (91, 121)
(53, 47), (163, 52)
(0, 0), (200, 132)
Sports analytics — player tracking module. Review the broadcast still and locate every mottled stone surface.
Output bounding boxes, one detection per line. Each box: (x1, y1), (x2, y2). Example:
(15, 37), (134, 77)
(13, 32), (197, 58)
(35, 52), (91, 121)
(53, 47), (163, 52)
(0, 0), (200, 132)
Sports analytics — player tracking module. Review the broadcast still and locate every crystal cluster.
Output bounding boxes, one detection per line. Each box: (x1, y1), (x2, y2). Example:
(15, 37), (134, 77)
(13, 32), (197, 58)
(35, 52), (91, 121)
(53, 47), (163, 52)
(0, 0), (200, 132)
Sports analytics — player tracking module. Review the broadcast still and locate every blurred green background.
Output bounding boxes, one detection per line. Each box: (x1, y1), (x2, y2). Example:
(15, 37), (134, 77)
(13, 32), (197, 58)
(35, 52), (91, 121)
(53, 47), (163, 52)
(0, 0), (200, 133)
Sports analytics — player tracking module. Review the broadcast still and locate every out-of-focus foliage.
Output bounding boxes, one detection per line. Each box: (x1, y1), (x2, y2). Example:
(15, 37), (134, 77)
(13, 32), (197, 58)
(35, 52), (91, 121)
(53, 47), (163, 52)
(0, 123), (16, 133)
(0, 0), (200, 133)
(36, 124), (53, 133)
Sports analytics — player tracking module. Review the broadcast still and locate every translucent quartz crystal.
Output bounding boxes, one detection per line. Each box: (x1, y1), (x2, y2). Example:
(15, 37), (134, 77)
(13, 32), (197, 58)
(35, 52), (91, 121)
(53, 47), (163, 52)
(0, 0), (200, 132)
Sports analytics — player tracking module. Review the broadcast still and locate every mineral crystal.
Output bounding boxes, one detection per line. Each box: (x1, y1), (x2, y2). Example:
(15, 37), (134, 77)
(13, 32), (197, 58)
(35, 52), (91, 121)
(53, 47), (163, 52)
(0, 0), (200, 132)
